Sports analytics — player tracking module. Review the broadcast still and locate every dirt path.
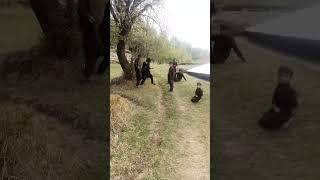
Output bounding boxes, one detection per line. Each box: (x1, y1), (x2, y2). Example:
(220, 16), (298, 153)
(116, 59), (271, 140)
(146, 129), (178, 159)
(172, 90), (210, 180)
(152, 81), (166, 146)
(151, 72), (210, 180)
(137, 74), (210, 179)
(136, 82), (167, 179)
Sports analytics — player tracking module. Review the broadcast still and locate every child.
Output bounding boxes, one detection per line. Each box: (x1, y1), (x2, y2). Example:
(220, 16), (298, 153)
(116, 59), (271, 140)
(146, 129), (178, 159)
(167, 62), (173, 84)
(191, 82), (203, 103)
(174, 69), (187, 82)
(140, 58), (155, 85)
(168, 61), (177, 92)
(259, 65), (298, 130)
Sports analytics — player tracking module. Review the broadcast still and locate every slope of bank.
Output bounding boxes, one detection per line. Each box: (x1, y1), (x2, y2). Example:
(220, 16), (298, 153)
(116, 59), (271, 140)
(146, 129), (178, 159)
(110, 64), (210, 179)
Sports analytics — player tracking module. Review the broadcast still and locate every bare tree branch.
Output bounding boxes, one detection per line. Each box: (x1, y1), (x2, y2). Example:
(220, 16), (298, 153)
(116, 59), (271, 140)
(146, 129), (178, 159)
(115, 0), (122, 15)
(131, 0), (144, 12)
(132, 3), (152, 22)
(125, 0), (133, 12)
(114, 0), (126, 26)
(110, 0), (163, 78)
(110, 3), (119, 24)
(141, 14), (162, 31)
(139, 3), (153, 15)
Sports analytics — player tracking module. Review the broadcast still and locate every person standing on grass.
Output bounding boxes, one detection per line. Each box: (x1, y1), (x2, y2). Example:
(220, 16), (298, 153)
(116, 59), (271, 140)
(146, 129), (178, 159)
(168, 61), (177, 92)
(259, 65), (298, 130)
(167, 61), (173, 84)
(211, 25), (247, 64)
(134, 54), (142, 86)
(140, 58), (155, 85)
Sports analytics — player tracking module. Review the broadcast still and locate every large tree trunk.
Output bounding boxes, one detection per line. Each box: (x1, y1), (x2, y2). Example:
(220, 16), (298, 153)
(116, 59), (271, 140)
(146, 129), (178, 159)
(97, 3), (110, 75)
(117, 27), (133, 79)
(29, 0), (83, 59)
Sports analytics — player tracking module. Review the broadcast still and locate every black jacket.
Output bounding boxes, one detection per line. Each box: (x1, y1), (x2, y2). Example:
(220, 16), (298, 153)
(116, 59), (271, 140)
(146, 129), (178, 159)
(168, 66), (176, 82)
(272, 84), (298, 114)
(195, 88), (203, 97)
(211, 33), (245, 63)
(142, 62), (152, 77)
(134, 58), (140, 71)
(175, 72), (187, 81)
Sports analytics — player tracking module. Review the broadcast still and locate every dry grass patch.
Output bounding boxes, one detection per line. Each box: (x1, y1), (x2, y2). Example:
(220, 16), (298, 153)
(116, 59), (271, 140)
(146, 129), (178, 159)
(0, 102), (105, 180)
(110, 89), (158, 179)
(110, 94), (136, 146)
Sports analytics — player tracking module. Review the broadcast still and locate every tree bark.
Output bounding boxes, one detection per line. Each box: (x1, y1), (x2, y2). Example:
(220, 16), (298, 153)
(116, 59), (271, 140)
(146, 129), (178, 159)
(117, 27), (133, 79)
(30, 0), (83, 59)
(97, 2), (110, 75)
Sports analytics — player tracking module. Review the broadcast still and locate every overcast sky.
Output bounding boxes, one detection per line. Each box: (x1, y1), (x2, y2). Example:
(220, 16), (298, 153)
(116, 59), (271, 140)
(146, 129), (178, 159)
(162, 0), (210, 51)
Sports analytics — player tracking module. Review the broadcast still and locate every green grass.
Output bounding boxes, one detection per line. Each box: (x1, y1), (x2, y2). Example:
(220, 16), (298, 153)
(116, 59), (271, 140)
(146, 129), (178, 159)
(110, 63), (210, 179)
(110, 63), (123, 80)
(213, 38), (320, 179)
(0, 7), (41, 55)
(110, 64), (172, 179)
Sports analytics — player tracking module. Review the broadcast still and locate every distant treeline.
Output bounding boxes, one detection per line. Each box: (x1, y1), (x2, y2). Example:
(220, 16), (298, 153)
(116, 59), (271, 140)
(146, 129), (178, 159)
(110, 19), (209, 64)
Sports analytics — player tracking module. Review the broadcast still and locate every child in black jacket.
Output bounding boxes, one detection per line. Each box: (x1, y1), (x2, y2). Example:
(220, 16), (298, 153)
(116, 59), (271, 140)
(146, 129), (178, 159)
(191, 82), (203, 103)
(259, 65), (298, 130)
